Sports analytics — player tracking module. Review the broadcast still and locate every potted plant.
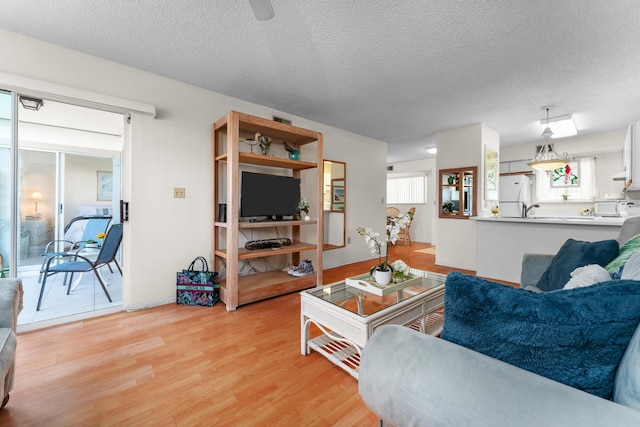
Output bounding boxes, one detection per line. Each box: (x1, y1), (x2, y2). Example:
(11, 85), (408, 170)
(298, 197), (310, 220)
(356, 211), (412, 285)
(443, 200), (454, 213)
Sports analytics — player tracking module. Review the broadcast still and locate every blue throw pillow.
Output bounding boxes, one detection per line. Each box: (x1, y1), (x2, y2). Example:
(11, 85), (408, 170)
(441, 272), (640, 399)
(536, 238), (619, 291)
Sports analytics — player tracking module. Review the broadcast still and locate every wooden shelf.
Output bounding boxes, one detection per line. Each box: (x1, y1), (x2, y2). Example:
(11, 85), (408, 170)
(215, 220), (317, 229)
(215, 152), (317, 170)
(239, 219), (317, 228)
(219, 270), (317, 306)
(213, 111), (319, 145)
(215, 241), (317, 260)
(212, 110), (323, 311)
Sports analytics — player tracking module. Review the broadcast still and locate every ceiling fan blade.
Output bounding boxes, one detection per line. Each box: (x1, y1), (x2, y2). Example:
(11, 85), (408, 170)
(248, 0), (275, 21)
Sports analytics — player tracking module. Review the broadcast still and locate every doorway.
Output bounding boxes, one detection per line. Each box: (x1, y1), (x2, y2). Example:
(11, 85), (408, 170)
(0, 92), (125, 327)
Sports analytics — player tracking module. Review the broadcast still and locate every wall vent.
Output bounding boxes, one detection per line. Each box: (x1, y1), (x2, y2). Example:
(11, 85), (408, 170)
(273, 116), (292, 125)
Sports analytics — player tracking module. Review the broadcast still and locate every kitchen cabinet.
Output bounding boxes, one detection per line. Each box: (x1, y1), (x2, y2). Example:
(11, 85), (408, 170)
(622, 122), (640, 191)
(499, 160), (533, 175)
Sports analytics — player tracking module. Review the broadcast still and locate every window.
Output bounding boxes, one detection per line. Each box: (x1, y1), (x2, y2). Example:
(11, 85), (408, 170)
(387, 174), (426, 204)
(535, 157), (596, 202)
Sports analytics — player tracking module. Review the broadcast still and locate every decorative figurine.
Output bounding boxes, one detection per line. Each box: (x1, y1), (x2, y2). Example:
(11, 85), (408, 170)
(284, 141), (300, 160)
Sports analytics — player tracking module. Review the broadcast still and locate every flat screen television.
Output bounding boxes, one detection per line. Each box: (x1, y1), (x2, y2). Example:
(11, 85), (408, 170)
(241, 171), (301, 220)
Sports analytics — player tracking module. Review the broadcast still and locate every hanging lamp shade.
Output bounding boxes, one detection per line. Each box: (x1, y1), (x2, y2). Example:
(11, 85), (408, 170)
(527, 107), (572, 171)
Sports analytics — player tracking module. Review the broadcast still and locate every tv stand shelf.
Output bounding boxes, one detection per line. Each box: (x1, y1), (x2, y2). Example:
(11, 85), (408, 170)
(214, 241), (317, 261)
(220, 270), (317, 306)
(214, 220), (318, 229)
(212, 111), (324, 311)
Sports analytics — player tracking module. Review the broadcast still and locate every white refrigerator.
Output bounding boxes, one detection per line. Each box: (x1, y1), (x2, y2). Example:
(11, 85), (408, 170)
(499, 174), (532, 217)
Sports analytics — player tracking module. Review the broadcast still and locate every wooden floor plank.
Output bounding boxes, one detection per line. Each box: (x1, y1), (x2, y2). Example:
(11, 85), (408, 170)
(0, 242), (491, 426)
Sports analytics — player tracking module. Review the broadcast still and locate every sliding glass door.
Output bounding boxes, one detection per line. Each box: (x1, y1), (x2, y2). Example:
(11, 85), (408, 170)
(0, 91), (13, 278)
(1, 91), (125, 327)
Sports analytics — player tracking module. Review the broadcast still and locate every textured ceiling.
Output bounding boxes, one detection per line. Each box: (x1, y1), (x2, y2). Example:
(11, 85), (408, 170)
(2, 1), (640, 163)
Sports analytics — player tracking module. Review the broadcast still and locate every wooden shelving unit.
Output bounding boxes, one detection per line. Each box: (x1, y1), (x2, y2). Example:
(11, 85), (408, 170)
(212, 111), (324, 311)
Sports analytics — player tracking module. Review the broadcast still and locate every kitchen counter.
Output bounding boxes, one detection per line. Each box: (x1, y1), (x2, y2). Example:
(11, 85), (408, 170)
(473, 215), (624, 283)
(474, 215), (625, 226)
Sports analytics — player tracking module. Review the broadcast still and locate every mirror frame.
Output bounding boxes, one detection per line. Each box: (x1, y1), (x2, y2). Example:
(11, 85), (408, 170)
(438, 166), (477, 219)
(323, 159), (346, 250)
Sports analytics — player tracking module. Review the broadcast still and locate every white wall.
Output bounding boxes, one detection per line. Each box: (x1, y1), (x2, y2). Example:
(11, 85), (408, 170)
(0, 29), (387, 310)
(64, 155), (113, 223)
(434, 124), (492, 270)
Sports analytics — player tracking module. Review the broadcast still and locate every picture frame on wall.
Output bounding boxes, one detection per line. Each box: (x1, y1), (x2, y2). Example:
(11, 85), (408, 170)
(484, 146), (498, 201)
(331, 179), (345, 212)
(97, 171), (113, 201)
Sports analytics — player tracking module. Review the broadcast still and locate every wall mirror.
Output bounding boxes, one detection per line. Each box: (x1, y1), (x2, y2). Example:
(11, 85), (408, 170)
(439, 166), (477, 219)
(323, 160), (346, 250)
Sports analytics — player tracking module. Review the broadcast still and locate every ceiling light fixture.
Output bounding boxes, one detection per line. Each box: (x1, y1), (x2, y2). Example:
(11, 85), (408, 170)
(527, 106), (572, 172)
(540, 113), (577, 138)
(248, 0), (275, 21)
(19, 96), (43, 111)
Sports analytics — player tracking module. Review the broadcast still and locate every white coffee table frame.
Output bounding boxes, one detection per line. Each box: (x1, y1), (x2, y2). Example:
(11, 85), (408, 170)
(300, 271), (446, 379)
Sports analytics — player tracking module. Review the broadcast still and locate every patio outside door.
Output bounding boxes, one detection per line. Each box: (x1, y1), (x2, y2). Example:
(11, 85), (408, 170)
(1, 92), (125, 327)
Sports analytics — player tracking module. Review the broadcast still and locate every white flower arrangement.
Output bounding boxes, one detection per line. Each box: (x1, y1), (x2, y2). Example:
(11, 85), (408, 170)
(390, 259), (410, 278)
(357, 211), (413, 274)
(297, 197), (310, 214)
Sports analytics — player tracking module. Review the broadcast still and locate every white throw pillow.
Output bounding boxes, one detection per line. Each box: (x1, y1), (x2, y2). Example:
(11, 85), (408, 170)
(563, 264), (613, 290)
(621, 251), (640, 280)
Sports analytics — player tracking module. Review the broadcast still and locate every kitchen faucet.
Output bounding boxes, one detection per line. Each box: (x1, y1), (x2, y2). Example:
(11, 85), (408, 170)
(522, 203), (540, 218)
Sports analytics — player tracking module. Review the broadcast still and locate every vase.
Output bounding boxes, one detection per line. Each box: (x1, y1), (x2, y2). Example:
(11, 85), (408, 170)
(260, 141), (271, 155)
(373, 269), (392, 286)
(288, 147), (300, 160)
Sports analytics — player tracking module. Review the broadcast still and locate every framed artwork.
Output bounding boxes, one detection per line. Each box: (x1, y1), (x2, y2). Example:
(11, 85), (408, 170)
(550, 162), (580, 188)
(484, 146), (498, 201)
(331, 179), (345, 211)
(97, 171), (113, 201)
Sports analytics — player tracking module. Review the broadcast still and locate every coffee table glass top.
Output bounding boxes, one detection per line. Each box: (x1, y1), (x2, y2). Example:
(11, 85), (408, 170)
(305, 269), (447, 317)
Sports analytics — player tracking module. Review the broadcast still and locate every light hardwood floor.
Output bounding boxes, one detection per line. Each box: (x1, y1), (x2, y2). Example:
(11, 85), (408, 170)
(0, 243), (476, 426)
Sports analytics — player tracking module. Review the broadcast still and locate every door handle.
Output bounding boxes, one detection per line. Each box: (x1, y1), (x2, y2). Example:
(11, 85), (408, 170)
(120, 200), (129, 222)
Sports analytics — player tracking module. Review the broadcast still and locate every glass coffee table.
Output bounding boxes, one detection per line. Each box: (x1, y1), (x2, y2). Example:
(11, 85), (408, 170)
(300, 269), (446, 379)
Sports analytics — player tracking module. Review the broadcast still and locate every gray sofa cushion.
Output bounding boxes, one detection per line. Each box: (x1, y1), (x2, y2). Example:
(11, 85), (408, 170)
(614, 320), (640, 409)
(359, 325), (640, 426)
(441, 272), (640, 399)
(0, 328), (16, 399)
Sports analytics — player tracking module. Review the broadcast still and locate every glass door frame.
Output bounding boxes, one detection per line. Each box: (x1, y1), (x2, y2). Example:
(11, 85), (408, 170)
(3, 91), (19, 277)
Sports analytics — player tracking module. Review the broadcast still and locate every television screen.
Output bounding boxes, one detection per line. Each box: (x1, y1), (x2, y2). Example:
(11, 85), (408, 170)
(241, 172), (301, 219)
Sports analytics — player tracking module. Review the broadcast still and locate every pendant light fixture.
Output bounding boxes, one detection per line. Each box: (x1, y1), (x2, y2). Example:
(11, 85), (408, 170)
(527, 106), (572, 171)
